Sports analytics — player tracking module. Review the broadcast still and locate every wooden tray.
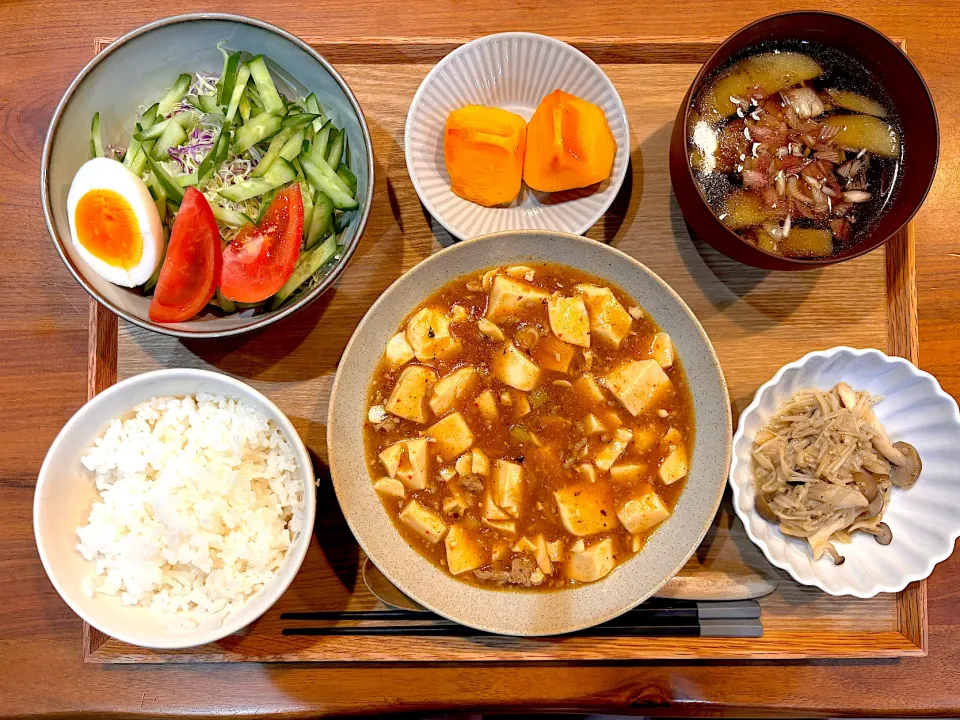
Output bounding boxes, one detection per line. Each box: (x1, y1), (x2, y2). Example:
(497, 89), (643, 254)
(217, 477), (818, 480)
(84, 35), (924, 663)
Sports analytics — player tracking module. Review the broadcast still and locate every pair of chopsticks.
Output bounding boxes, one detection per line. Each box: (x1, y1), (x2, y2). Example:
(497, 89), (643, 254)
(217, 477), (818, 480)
(280, 599), (761, 638)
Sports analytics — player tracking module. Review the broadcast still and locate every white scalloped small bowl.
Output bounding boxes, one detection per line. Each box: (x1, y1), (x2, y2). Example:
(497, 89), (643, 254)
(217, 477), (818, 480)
(730, 346), (960, 597)
(404, 32), (630, 241)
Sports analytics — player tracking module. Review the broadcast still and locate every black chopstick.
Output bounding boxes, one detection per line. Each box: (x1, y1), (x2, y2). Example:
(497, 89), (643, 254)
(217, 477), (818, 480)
(282, 619), (762, 638)
(280, 600), (760, 622)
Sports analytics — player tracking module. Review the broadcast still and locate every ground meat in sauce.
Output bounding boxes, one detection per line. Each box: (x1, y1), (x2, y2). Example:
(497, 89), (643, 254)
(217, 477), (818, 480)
(474, 557), (540, 587)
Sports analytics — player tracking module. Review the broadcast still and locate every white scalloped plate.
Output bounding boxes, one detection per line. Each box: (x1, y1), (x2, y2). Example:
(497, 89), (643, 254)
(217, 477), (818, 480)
(729, 346), (960, 597)
(404, 32), (630, 241)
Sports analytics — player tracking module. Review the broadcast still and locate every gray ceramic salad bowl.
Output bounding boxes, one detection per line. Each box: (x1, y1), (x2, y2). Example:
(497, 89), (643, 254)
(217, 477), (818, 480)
(327, 230), (732, 636)
(41, 13), (374, 338)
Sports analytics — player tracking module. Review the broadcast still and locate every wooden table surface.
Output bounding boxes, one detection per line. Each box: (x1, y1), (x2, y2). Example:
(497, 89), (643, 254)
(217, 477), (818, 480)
(4, 0), (960, 716)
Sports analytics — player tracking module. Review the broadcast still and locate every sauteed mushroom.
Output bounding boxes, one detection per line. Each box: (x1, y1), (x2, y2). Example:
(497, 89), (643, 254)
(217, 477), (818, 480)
(751, 383), (921, 564)
(890, 441), (922, 489)
(755, 494), (779, 523)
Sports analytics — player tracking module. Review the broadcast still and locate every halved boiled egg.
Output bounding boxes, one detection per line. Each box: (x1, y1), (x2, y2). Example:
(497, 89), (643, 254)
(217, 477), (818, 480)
(67, 158), (164, 288)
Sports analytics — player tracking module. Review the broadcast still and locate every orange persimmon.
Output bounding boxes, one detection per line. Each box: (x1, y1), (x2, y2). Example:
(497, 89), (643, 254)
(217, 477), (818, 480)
(444, 105), (527, 206)
(523, 90), (616, 193)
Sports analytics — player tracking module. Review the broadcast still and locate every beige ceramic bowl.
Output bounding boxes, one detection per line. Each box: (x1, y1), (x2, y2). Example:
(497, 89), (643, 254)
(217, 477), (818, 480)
(328, 231), (731, 635)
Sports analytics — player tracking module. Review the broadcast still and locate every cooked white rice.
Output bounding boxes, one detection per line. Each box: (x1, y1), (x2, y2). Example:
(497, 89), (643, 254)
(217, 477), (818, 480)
(76, 393), (303, 624)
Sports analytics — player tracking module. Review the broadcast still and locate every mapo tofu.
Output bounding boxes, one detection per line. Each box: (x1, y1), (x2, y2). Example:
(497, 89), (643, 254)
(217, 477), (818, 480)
(364, 263), (695, 589)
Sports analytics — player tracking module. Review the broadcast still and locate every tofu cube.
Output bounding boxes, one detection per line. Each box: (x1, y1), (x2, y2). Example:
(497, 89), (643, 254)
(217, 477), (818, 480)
(576, 284), (632, 348)
(385, 332), (415, 366)
(483, 492), (511, 521)
(399, 500), (447, 544)
(651, 333), (674, 369)
(512, 391), (531, 418)
(617, 487), (671, 534)
(385, 365), (438, 423)
(546, 539), (564, 562)
(554, 481), (615, 536)
(406, 307), (461, 361)
(425, 411), (474, 460)
(583, 413), (605, 435)
(595, 428), (634, 471)
(530, 334), (576, 374)
(603, 360), (671, 417)
(477, 317), (506, 341)
(444, 525), (486, 575)
(395, 437), (430, 490)
(373, 477), (406, 499)
(576, 463), (598, 483)
(379, 442), (406, 478)
(474, 389), (499, 422)
(573, 373), (607, 404)
(659, 443), (689, 485)
(632, 425), (660, 454)
(429, 366), (479, 416)
(482, 518), (517, 535)
(486, 275), (549, 321)
(534, 534), (554, 575)
(511, 536), (537, 553)
(547, 294), (591, 348)
(471, 448), (490, 476)
(566, 538), (615, 583)
(455, 453), (473, 476)
(609, 462), (648, 484)
(492, 460), (525, 518)
(442, 492), (469, 517)
(492, 342), (541, 391)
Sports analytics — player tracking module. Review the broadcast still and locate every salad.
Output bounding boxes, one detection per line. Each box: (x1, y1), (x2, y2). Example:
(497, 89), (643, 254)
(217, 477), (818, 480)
(80, 43), (360, 322)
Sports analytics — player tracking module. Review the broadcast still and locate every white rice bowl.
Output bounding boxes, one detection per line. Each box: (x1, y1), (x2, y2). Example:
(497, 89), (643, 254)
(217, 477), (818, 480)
(75, 393), (304, 629)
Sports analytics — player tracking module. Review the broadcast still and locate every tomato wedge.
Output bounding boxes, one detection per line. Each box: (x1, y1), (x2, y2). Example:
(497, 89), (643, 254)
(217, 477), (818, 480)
(219, 185), (303, 303)
(149, 187), (222, 323)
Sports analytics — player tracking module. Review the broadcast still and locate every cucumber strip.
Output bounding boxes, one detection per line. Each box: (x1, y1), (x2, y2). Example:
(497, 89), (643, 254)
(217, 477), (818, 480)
(258, 188), (278, 223)
(279, 129), (306, 161)
(247, 55), (284, 114)
(151, 121), (188, 160)
(280, 112), (319, 131)
(128, 123), (158, 176)
(300, 181), (314, 240)
(238, 92), (251, 122)
(217, 52), (242, 106)
(250, 128), (292, 178)
(234, 300), (267, 310)
(301, 157), (357, 209)
(336, 163), (358, 196)
(176, 173), (199, 188)
(143, 226), (169, 294)
(224, 63), (251, 124)
(134, 112), (195, 141)
(325, 128), (344, 167)
(216, 290), (237, 313)
(217, 159), (295, 203)
(145, 154), (185, 204)
(158, 74), (192, 116)
(196, 123), (232, 184)
(145, 173), (167, 220)
(211, 205), (253, 227)
(310, 122), (331, 164)
(233, 113), (282, 154)
(245, 84), (263, 109)
(197, 93), (220, 114)
(305, 191), (334, 248)
(123, 103), (159, 169)
(270, 234), (338, 309)
(90, 112), (104, 159)
(304, 93), (327, 132)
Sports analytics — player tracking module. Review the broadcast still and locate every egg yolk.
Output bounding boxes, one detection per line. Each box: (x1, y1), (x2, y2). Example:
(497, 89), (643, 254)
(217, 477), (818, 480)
(74, 189), (143, 269)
